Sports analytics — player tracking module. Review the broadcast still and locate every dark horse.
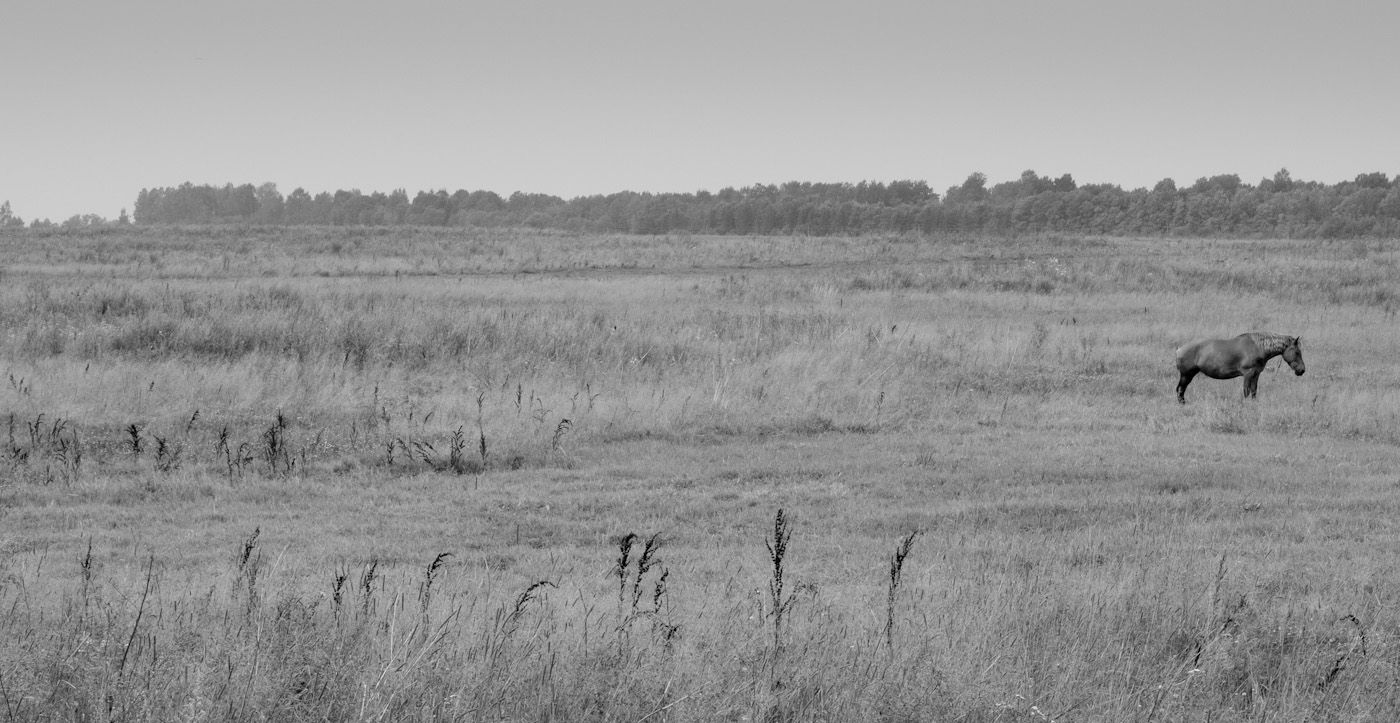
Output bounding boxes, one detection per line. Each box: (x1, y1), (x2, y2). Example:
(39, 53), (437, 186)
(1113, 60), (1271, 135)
(1175, 332), (1305, 403)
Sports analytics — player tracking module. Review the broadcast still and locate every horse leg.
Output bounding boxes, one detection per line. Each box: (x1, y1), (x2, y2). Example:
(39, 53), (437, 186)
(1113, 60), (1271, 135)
(1242, 369), (1260, 398)
(1177, 370), (1197, 404)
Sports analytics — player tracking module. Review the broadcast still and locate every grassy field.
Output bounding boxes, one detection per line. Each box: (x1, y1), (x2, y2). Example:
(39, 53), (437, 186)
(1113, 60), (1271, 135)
(2, 226), (1400, 721)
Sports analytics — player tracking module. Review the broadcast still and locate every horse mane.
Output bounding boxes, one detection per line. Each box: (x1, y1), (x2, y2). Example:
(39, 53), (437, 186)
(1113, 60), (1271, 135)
(1246, 332), (1295, 357)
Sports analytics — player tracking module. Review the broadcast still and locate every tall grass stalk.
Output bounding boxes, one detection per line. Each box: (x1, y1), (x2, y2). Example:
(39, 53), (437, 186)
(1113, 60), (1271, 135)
(884, 531), (918, 651)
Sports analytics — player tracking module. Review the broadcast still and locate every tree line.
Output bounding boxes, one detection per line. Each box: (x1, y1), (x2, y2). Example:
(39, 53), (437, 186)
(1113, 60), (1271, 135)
(7, 169), (1400, 237)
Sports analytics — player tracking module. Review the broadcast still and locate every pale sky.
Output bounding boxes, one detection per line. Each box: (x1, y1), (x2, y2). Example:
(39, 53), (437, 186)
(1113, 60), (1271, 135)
(4, 0), (1398, 223)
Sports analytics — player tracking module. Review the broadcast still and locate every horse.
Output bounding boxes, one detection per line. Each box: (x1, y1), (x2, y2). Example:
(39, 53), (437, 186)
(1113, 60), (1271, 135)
(1174, 332), (1305, 403)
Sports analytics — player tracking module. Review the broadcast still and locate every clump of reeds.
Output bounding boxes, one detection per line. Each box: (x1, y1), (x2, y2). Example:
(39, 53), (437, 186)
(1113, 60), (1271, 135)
(151, 433), (181, 472)
(477, 391), (489, 466)
(261, 411), (293, 474)
(3, 412), (83, 484)
(885, 531), (919, 650)
(448, 425), (477, 474)
(78, 537), (95, 608)
(551, 418), (572, 451)
(629, 534), (663, 612)
(419, 553), (451, 611)
(614, 533), (640, 614)
(360, 558), (379, 615)
(235, 527), (263, 616)
(412, 438), (436, 467)
(510, 579), (556, 624)
(215, 425), (255, 480)
(609, 531), (673, 653)
(766, 508), (796, 650)
(331, 563), (349, 613)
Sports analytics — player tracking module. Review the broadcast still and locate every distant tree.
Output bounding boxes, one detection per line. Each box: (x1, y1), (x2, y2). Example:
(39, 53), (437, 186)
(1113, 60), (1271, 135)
(309, 192), (334, 224)
(886, 179), (934, 205)
(386, 188), (410, 224)
(854, 180), (886, 205)
(947, 172), (988, 203)
(462, 190), (505, 211)
(1192, 174), (1244, 194)
(218, 183), (258, 220)
(744, 184), (778, 201)
(134, 189), (154, 223)
(1140, 184), (1179, 233)
(992, 171), (1046, 202)
(1354, 172), (1390, 189)
(253, 182), (284, 223)
(363, 191), (391, 225)
(162, 182), (214, 223)
(1053, 173), (1077, 192)
(1378, 185), (1400, 220)
(118, 208), (131, 225)
(283, 187), (312, 224)
(330, 189), (369, 225)
(62, 214), (107, 228)
(410, 190), (450, 225)
(0, 200), (23, 228)
(1335, 186), (1387, 219)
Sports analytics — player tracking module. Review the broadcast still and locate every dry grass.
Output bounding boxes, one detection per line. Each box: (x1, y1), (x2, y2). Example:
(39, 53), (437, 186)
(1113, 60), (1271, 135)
(3, 226), (1400, 720)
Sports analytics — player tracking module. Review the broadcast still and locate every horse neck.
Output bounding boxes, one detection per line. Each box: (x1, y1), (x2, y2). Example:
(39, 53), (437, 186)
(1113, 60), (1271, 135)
(1250, 333), (1292, 359)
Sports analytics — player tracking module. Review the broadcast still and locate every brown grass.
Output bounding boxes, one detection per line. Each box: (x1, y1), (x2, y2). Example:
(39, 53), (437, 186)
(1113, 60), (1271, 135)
(3, 226), (1400, 720)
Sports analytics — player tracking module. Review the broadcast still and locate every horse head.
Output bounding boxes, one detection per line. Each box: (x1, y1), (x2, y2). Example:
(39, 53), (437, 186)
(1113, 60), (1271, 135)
(1282, 336), (1305, 376)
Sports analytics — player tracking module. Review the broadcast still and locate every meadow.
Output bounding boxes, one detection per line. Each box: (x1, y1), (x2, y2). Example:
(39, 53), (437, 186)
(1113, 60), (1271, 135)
(2, 226), (1400, 722)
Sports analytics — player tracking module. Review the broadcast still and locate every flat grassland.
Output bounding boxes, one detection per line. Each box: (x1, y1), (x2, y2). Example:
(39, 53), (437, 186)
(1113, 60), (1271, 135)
(3, 227), (1400, 721)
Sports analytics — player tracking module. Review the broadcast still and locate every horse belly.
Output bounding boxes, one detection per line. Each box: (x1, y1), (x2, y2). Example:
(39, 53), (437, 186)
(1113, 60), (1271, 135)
(1184, 342), (1245, 379)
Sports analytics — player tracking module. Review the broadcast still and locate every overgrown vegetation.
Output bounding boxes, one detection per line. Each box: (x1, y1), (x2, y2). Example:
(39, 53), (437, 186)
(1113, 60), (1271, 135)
(3, 228), (1400, 720)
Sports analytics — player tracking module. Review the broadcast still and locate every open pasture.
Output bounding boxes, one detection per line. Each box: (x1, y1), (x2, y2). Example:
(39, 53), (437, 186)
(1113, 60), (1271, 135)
(3, 227), (1400, 721)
